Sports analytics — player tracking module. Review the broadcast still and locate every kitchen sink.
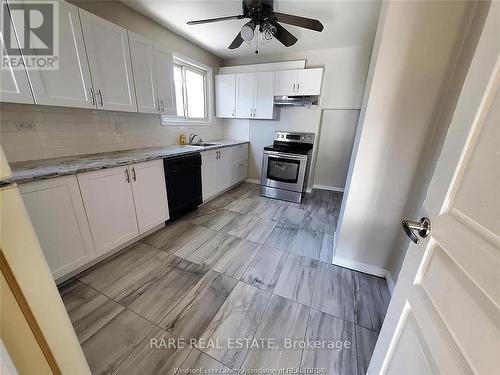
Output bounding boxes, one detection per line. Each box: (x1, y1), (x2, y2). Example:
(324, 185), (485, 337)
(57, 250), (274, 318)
(189, 142), (221, 147)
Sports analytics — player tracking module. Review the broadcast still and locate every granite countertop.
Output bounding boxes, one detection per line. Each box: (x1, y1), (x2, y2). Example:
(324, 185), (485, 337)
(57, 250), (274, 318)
(9, 139), (249, 184)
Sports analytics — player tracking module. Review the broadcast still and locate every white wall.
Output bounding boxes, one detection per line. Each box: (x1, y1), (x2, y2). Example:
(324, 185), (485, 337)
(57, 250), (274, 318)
(334, 0), (476, 280)
(222, 45), (373, 189)
(314, 110), (359, 190)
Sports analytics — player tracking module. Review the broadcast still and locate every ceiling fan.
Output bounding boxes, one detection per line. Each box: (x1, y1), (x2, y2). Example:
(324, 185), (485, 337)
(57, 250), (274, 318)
(186, 0), (324, 51)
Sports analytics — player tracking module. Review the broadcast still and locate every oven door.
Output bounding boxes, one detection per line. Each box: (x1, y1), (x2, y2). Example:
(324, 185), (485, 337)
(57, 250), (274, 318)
(262, 150), (308, 192)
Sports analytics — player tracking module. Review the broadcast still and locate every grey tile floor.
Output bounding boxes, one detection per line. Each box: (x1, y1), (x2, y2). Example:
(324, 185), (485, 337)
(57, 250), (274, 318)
(60, 183), (390, 375)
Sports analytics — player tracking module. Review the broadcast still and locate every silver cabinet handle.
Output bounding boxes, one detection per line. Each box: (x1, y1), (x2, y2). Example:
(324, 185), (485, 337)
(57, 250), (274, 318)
(89, 88), (96, 105)
(156, 98), (160, 112)
(297, 83), (300, 92)
(125, 168), (130, 183)
(402, 217), (431, 244)
(97, 89), (104, 106)
(160, 99), (165, 112)
(131, 167), (137, 182)
(293, 83), (296, 92)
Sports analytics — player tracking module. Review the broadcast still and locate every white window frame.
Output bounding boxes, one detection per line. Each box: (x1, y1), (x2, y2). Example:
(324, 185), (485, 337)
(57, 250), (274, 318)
(165, 54), (214, 125)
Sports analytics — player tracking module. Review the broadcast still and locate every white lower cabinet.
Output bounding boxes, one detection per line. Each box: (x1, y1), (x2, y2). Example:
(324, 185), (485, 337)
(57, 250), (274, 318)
(201, 145), (249, 202)
(20, 176), (96, 279)
(78, 165), (139, 255)
(201, 150), (218, 201)
(129, 160), (169, 233)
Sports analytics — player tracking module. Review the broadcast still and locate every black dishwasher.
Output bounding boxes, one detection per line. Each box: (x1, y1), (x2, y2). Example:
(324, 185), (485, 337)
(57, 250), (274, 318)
(163, 153), (202, 221)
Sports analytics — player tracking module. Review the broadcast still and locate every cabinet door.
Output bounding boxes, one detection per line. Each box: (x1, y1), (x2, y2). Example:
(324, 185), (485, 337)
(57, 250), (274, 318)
(274, 70), (298, 96)
(129, 32), (158, 114)
(22, 1), (95, 109)
(0, 13), (34, 104)
(201, 150), (217, 201)
(20, 176), (96, 279)
(254, 72), (275, 119)
(77, 166), (139, 255)
(235, 73), (255, 118)
(154, 45), (176, 114)
(296, 68), (324, 95)
(231, 160), (248, 185)
(215, 74), (236, 118)
(216, 148), (232, 192)
(79, 9), (137, 112)
(130, 160), (169, 233)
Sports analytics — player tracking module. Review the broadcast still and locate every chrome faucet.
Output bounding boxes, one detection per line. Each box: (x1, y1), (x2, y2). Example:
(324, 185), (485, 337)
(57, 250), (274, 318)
(188, 133), (198, 144)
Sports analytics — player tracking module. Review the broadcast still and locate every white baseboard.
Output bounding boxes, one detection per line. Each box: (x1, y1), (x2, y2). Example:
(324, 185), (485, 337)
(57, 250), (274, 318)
(385, 271), (396, 295)
(331, 255), (394, 294)
(313, 184), (344, 192)
(245, 178), (260, 184)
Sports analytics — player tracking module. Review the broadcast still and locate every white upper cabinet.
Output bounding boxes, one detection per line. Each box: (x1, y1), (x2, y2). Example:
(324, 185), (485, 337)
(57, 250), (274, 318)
(0, 11), (34, 104)
(296, 68), (324, 95)
(79, 9), (137, 112)
(254, 72), (275, 119)
(21, 1), (95, 109)
(77, 165), (139, 255)
(234, 72), (275, 119)
(129, 32), (158, 114)
(275, 68), (323, 96)
(215, 74), (236, 118)
(235, 73), (255, 118)
(275, 70), (299, 96)
(154, 45), (176, 114)
(129, 33), (176, 115)
(129, 160), (169, 233)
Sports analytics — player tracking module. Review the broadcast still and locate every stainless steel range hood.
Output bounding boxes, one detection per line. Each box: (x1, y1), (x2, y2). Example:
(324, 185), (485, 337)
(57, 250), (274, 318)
(273, 95), (319, 107)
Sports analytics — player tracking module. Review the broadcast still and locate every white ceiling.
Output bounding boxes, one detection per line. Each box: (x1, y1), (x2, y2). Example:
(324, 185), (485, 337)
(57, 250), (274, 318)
(122, 0), (382, 59)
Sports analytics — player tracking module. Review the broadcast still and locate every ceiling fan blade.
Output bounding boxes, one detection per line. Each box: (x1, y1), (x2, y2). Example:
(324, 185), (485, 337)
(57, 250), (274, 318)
(228, 32), (244, 49)
(274, 12), (324, 32)
(268, 20), (297, 47)
(187, 15), (245, 25)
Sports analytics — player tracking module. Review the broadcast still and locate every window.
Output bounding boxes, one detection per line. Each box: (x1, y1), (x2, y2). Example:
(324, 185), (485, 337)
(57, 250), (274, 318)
(173, 59), (207, 120)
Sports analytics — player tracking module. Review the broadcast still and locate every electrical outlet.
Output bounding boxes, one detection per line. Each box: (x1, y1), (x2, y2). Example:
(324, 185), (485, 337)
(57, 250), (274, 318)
(160, 115), (170, 126)
(16, 121), (36, 131)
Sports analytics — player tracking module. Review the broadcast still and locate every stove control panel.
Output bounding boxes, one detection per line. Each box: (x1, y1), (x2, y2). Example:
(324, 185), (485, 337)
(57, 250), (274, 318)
(274, 131), (315, 144)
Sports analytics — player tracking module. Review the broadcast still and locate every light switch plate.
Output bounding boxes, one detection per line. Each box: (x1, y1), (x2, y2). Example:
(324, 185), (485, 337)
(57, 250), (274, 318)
(16, 121), (36, 130)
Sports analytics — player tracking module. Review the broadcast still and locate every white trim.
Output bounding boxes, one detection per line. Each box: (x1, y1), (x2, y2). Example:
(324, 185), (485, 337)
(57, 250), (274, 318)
(331, 254), (390, 278)
(245, 178), (260, 184)
(313, 184), (344, 192)
(385, 271), (396, 295)
(219, 60), (305, 74)
(306, 188), (313, 194)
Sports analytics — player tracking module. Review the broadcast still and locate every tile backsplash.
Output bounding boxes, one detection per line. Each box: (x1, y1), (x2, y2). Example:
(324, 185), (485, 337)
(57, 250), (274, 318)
(0, 103), (223, 162)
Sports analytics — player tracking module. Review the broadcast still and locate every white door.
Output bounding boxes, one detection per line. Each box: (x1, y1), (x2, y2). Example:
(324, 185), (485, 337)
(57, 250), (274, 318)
(201, 150), (217, 201)
(129, 32), (158, 114)
(296, 68), (323, 96)
(275, 70), (298, 96)
(216, 148), (232, 192)
(0, 12), (34, 104)
(22, 1), (95, 109)
(154, 45), (176, 114)
(235, 73), (255, 118)
(369, 5), (500, 374)
(77, 166), (139, 255)
(130, 160), (169, 233)
(20, 176), (96, 280)
(254, 71), (275, 119)
(215, 74), (236, 118)
(79, 9), (137, 112)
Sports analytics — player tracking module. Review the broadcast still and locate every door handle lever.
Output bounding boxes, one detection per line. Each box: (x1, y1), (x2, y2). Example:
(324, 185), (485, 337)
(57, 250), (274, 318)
(402, 217), (431, 244)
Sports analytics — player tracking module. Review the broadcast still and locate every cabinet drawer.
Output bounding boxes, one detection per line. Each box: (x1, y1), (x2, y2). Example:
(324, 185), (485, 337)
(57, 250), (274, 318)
(232, 144), (248, 161)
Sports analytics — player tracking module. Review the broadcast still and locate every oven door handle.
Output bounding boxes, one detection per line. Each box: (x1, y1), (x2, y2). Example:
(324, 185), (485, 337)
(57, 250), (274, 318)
(264, 151), (308, 160)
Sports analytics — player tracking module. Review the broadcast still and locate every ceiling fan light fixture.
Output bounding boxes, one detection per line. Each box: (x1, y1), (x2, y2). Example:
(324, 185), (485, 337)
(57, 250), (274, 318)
(241, 21), (256, 42)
